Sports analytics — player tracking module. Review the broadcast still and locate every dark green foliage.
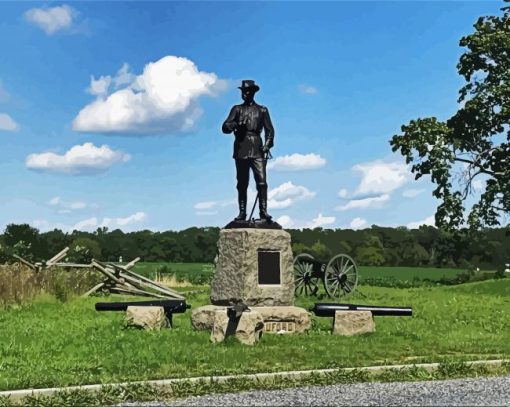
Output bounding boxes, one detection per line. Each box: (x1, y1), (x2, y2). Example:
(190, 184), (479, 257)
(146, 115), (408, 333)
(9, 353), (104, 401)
(1, 224), (509, 269)
(390, 2), (510, 230)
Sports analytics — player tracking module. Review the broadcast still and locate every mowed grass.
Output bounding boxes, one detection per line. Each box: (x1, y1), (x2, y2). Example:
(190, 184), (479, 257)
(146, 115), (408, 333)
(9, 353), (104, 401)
(0, 279), (508, 391)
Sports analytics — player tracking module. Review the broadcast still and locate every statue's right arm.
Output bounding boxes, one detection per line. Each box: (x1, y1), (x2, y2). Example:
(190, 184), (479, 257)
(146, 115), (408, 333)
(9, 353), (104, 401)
(222, 106), (238, 134)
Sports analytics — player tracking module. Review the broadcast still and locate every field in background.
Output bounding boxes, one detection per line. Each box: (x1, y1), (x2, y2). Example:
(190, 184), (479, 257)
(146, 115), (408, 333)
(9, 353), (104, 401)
(0, 279), (508, 392)
(132, 262), (477, 285)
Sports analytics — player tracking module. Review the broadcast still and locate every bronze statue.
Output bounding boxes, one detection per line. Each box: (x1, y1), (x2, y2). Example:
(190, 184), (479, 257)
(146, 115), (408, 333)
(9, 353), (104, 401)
(222, 80), (275, 225)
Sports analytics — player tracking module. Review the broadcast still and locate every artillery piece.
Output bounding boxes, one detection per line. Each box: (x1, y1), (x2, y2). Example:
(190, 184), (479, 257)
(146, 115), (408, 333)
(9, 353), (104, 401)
(293, 253), (358, 298)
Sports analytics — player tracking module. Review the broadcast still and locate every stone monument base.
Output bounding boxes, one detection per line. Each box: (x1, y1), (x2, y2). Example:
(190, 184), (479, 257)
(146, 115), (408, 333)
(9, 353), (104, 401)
(191, 305), (311, 342)
(332, 310), (375, 336)
(210, 228), (294, 306)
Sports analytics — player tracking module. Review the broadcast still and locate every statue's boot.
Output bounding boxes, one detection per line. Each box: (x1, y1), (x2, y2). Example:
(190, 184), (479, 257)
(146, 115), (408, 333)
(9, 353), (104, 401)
(258, 188), (272, 222)
(234, 195), (247, 221)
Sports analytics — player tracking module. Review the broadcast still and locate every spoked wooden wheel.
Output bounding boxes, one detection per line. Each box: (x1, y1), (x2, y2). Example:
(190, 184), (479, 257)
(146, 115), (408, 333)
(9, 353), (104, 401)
(324, 254), (358, 298)
(293, 253), (319, 296)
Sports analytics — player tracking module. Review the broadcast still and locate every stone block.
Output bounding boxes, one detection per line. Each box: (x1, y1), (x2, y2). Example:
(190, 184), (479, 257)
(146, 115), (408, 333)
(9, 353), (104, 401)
(256, 306), (311, 334)
(210, 228), (294, 306)
(125, 306), (168, 330)
(210, 309), (264, 345)
(191, 304), (225, 331)
(332, 311), (375, 336)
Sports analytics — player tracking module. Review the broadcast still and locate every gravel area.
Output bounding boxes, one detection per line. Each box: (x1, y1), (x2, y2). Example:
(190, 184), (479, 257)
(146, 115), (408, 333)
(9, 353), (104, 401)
(122, 375), (510, 406)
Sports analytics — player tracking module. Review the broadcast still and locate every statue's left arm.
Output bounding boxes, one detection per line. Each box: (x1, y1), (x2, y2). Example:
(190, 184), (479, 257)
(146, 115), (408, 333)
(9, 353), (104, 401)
(262, 107), (274, 150)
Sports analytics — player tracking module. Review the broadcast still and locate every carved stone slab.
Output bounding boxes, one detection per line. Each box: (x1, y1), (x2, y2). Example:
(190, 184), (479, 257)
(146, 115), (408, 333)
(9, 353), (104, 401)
(210, 228), (294, 306)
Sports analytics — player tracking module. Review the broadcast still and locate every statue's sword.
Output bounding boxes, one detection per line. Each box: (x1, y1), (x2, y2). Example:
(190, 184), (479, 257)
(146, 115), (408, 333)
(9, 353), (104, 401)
(248, 150), (271, 222)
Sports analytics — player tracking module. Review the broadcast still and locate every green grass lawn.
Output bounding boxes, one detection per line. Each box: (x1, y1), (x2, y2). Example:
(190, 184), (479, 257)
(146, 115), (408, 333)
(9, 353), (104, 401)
(358, 266), (466, 282)
(0, 279), (508, 391)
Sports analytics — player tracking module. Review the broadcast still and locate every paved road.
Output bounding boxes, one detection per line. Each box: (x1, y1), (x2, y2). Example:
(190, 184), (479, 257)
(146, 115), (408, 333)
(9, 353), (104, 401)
(124, 375), (510, 406)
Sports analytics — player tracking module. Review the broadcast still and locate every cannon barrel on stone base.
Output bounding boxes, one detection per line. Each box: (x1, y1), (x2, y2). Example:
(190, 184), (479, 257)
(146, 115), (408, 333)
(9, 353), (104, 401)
(310, 302), (413, 317)
(95, 299), (190, 326)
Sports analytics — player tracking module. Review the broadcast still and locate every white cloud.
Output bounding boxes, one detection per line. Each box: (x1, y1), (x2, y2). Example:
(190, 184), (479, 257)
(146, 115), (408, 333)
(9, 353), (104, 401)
(338, 188), (348, 198)
(113, 63), (136, 88)
(298, 84), (318, 95)
(335, 194), (390, 211)
(276, 215), (294, 228)
(268, 181), (315, 209)
(26, 142), (130, 175)
(268, 153), (326, 172)
(87, 75), (112, 97)
(407, 215), (435, 229)
(24, 5), (76, 35)
(73, 56), (227, 135)
(275, 213), (335, 229)
(307, 213), (335, 229)
(194, 201), (217, 210)
(73, 217), (98, 232)
(352, 160), (411, 197)
(100, 212), (147, 228)
(48, 196), (91, 211)
(0, 113), (19, 131)
(349, 217), (367, 229)
(72, 212), (147, 232)
(402, 188), (426, 198)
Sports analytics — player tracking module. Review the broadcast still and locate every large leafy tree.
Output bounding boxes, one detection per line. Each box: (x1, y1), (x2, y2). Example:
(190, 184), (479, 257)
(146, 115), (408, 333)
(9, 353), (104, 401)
(390, 1), (510, 229)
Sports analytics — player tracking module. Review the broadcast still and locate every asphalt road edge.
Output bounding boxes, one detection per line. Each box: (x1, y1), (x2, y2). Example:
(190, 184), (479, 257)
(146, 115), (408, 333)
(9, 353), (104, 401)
(1, 359), (508, 402)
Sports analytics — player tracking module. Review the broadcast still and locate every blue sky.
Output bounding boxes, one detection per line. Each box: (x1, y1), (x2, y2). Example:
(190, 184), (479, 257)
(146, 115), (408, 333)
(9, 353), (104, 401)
(0, 1), (504, 233)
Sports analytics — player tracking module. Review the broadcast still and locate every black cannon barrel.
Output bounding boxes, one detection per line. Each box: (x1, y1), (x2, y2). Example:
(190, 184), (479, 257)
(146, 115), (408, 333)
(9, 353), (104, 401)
(95, 299), (189, 313)
(310, 302), (412, 317)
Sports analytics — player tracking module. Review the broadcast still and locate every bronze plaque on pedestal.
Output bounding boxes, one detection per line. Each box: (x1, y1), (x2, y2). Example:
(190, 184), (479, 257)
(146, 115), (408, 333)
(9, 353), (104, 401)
(258, 250), (280, 285)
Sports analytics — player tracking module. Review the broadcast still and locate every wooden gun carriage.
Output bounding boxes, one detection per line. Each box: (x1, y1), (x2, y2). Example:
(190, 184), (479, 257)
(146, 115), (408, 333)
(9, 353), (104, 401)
(293, 253), (358, 298)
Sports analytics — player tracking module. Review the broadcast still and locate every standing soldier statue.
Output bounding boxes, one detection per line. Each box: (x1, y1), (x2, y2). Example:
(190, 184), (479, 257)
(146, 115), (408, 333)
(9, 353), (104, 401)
(222, 80), (276, 225)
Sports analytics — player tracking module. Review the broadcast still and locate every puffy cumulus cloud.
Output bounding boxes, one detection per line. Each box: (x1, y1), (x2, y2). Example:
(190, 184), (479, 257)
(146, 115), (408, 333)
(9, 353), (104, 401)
(335, 194), (390, 211)
(407, 215), (435, 229)
(276, 215), (294, 228)
(72, 217), (98, 232)
(402, 188), (426, 198)
(72, 212), (147, 232)
(101, 212), (147, 228)
(26, 142), (130, 175)
(349, 217), (367, 229)
(73, 56), (227, 135)
(352, 160), (411, 197)
(307, 213), (335, 229)
(274, 213), (335, 229)
(0, 113), (20, 131)
(24, 5), (76, 35)
(298, 84), (318, 95)
(268, 153), (326, 172)
(268, 181), (315, 209)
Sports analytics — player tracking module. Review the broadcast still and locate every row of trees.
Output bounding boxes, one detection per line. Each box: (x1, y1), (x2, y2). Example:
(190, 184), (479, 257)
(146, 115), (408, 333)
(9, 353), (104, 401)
(0, 223), (508, 269)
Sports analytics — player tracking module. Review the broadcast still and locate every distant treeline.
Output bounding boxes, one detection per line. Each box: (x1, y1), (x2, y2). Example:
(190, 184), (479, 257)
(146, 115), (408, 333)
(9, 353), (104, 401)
(0, 223), (509, 269)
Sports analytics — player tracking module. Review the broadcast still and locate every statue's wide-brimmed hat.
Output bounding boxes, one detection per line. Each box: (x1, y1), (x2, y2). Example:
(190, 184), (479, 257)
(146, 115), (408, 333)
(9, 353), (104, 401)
(238, 79), (260, 92)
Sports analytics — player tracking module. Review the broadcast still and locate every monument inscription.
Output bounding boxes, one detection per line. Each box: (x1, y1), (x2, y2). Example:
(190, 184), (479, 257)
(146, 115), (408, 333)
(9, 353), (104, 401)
(257, 250), (281, 285)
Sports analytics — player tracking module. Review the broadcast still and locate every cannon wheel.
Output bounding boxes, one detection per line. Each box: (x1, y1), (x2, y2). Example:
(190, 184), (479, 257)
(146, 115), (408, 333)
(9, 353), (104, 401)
(293, 253), (320, 296)
(324, 254), (358, 298)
